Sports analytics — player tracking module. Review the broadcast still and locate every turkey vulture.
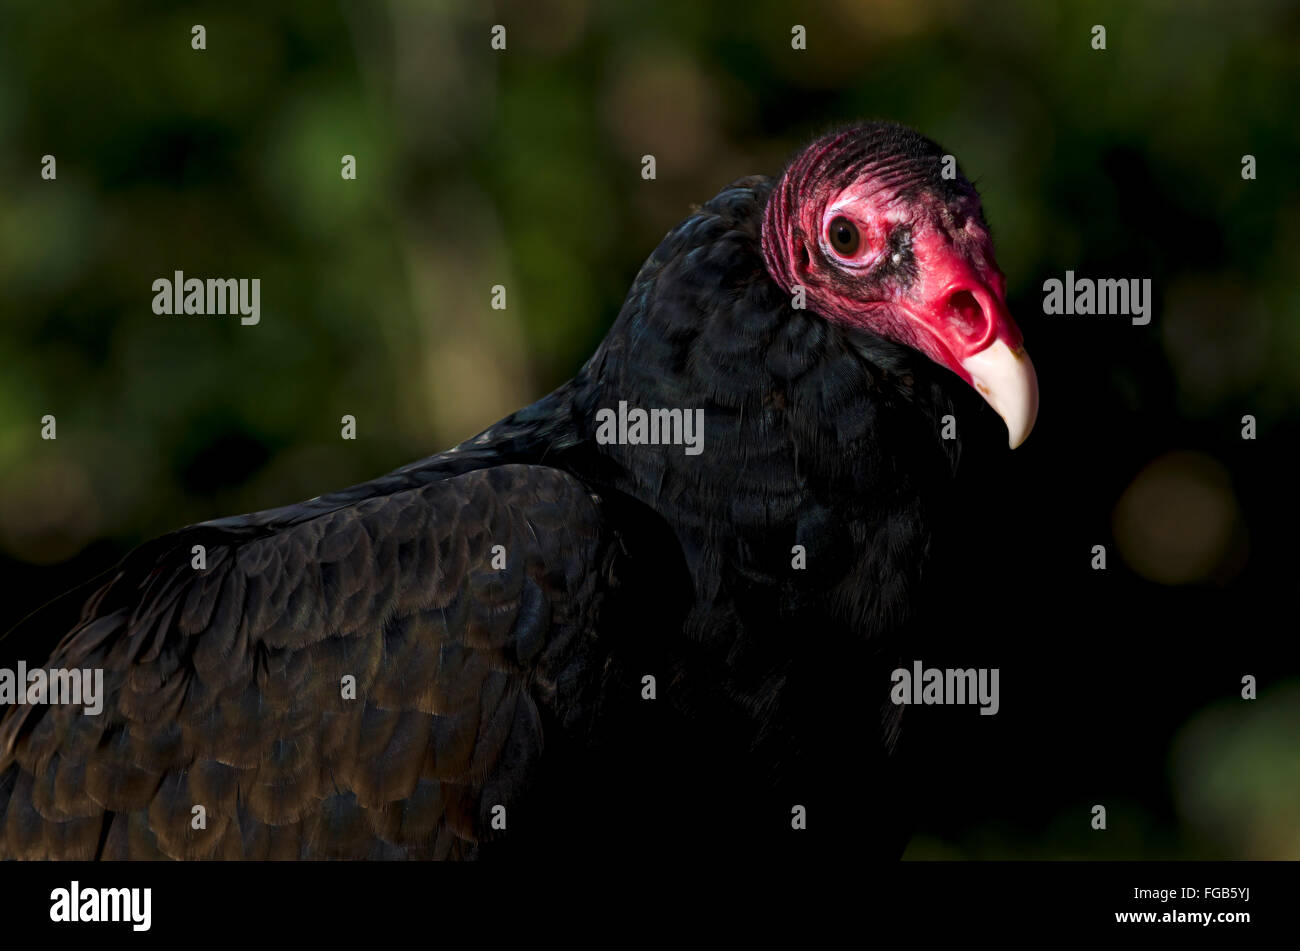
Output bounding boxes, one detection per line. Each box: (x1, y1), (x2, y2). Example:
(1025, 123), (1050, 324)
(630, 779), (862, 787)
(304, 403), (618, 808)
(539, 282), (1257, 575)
(0, 121), (1036, 860)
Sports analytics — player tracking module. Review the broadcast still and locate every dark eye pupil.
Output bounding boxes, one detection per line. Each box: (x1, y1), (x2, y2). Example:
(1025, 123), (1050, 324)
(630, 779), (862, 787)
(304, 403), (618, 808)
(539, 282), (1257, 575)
(829, 215), (859, 255)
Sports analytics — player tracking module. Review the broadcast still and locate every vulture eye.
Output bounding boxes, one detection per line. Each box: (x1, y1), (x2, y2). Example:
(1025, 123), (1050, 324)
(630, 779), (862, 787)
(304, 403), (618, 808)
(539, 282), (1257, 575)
(828, 215), (860, 256)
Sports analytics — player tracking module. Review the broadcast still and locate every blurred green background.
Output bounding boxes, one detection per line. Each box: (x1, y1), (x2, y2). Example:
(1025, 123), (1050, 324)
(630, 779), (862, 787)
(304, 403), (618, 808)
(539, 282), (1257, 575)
(0, 0), (1297, 859)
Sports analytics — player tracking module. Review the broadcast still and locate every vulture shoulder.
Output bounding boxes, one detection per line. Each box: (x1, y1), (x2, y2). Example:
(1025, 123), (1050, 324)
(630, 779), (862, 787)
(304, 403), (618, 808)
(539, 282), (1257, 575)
(0, 462), (613, 860)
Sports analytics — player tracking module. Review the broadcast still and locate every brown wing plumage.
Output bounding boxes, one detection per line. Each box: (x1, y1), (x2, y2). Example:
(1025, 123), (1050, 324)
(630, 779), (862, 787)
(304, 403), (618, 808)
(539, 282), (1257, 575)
(0, 464), (608, 859)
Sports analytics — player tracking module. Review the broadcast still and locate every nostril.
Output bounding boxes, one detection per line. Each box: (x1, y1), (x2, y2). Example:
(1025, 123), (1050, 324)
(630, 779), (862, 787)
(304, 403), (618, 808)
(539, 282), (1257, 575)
(948, 290), (986, 342)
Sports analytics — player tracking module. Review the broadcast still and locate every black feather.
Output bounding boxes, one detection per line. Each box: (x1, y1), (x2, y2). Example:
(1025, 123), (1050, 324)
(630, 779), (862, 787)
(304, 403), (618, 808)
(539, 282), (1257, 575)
(1, 147), (979, 860)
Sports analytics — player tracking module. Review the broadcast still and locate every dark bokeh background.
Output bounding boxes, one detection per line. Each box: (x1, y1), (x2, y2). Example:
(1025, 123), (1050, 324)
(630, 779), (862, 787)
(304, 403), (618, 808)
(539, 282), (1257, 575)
(1, 1), (1296, 858)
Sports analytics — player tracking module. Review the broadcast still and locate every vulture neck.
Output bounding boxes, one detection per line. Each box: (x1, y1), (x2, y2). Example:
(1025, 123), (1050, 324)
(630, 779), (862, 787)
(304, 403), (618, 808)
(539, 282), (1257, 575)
(551, 178), (963, 663)
(564, 177), (961, 546)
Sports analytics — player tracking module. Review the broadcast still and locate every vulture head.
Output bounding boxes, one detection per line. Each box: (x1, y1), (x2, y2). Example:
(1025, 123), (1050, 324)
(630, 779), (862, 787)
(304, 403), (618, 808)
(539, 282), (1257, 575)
(761, 123), (1039, 448)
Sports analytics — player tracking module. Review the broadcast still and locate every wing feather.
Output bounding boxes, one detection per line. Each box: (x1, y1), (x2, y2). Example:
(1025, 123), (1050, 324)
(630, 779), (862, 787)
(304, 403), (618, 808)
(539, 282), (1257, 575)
(0, 463), (607, 860)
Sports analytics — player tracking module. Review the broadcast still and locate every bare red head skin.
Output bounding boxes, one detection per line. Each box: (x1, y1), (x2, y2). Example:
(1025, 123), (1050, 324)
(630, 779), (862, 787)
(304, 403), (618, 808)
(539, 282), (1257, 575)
(761, 123), (1038, 447)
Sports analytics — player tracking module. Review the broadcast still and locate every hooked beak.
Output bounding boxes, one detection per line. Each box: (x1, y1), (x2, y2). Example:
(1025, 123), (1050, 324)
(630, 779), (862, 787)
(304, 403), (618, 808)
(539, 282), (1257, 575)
(961, 339), (1039, 449)
(898, 241), (1039, 448)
